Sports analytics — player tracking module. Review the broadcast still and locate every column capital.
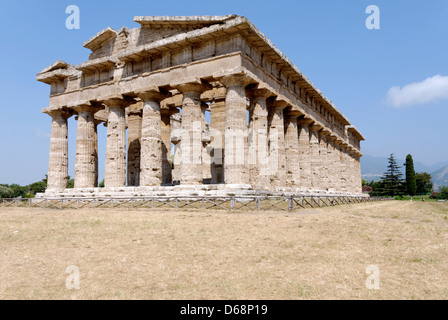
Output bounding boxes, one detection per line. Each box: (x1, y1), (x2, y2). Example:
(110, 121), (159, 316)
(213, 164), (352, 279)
(72, 103), (102, 114)
(216, 73), (254, 88)
(320, 128), (332, 137)
(101, 97), (136, 109)
(136, 86), (171, 102)
(297, 118), (315, 126)
(172, 79), (212, 94)
(44, 108), (73, 119)
(310, 121), (324, 132)
(246, 86), (274, 100)
(284, 107), (303, 120)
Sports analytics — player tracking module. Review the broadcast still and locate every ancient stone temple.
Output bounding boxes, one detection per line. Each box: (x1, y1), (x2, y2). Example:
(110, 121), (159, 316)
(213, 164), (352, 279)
(36, 15), (364, 198)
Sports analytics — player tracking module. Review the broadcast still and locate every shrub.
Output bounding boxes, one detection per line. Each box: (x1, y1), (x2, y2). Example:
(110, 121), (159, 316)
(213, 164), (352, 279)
(0, 186), (14, 199)
(436, 186), (448, 200)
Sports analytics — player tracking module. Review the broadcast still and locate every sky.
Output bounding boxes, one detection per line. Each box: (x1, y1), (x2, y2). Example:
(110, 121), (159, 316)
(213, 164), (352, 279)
(0, 0), (447, 185)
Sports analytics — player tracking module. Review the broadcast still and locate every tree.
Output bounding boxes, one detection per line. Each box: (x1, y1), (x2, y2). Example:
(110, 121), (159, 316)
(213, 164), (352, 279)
(0, 186), (14, 199)
(435, 186), (448, 200)
(380, 154), (404, 197)
(415, 172), (433, 195)
(404, 154), (416, 196)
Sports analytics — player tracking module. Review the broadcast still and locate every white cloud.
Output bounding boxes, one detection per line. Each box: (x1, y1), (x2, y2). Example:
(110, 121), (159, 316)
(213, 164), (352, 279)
(386, 74), (448, 108)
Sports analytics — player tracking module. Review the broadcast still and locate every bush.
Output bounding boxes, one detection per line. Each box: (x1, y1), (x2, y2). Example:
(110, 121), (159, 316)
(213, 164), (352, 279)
(436, 186), (448, 200)
(0, 186), (14, 199)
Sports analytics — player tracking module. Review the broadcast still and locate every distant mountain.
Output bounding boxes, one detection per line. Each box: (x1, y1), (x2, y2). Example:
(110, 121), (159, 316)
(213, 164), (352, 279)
(361, 154), (448, 183)
(431, 165), (448, 190)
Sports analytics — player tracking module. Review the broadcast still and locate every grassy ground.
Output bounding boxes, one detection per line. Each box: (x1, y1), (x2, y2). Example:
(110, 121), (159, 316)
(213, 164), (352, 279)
(395, 195), (439, 202)
(0, 201), (447, 300)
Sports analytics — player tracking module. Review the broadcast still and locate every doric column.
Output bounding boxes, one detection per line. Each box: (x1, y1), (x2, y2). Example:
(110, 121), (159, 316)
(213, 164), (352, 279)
(161, 107), (177, 185)
(103, 98), (129, 188)
(45, 109), (71, 191)
(309, 123), (323, 190)
(267, 99), (288, 187)
(136, 87), (171, 187)
(318, 130), (331, 191)
(347, 148), (357, 194)
(93, 120), (102, 188)
(284, 108), (302, 187)
(340, 143), (349, 193)
(74, 104), (101, 189)
(218, 75), (252, 185)
(173, 81), (211, 185)
(297, 118), (313, 189)
(201, 102), (212, 183)
(332, 139), (343, 193)
(246, 88), (273, 187)
(209, 99), (225, 184)
(354, 152), (362, 194)
(127, 107), (142, 186)
(326, 135), (337, 191)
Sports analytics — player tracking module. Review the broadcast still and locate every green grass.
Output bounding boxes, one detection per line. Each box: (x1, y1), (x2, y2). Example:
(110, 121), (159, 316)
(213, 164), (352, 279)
(394, 195), (439, 202)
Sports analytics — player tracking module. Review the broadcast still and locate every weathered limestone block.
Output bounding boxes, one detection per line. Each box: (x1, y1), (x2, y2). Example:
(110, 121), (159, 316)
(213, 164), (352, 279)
(219, 75), (252, 185)
(297, 119), (313, 189)
(127, 108), (142, 186)
(174, 81), (211, 185)
(46, 109), (71, 191)
(104, 98), (128, 188)
(74, 104), (101, 188)
(284, 109), (301, 187)
(137, 88), (171, 186)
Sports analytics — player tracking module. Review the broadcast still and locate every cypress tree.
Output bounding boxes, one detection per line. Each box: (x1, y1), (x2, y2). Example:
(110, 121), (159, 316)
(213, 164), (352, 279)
(405, 154), (417, 196)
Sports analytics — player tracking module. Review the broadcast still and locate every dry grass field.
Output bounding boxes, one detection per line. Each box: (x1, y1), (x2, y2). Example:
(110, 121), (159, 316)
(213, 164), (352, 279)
(0, 201), (447, 300)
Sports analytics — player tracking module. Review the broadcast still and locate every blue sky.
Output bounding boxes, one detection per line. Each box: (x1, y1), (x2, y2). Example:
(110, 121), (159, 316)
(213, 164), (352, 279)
(0, 0), (447, 185)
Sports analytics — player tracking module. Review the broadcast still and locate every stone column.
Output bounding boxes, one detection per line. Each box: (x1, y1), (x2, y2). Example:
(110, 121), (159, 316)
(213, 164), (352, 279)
(104, 98), (129, 188)
(267, 100), (287, 187)
(161, 107), (177, 185)
(74, 104), (101, 189)
(201, 102), (212, 183)
(219, 75), (251, 185)
(354, 152), (362, 194)
(347, 148), (356, 194)
(284, 109), (301, 187)
(318, 130), (330, 191)
(340, 143), (349, 193)
(174, 81), (211, 185)
(137, 88), (170, 187)
(93, 120), (102, 188)
(46, 109), (71, 191)
(326, 136), (337, 191)
(309, 123), (323, 191)
(246, 88), (272, 188)
(297, 119), (313, 190)
(127, 107), (142, 186)
(332, 139), (342, 193)
(209, 99), (225, 184)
